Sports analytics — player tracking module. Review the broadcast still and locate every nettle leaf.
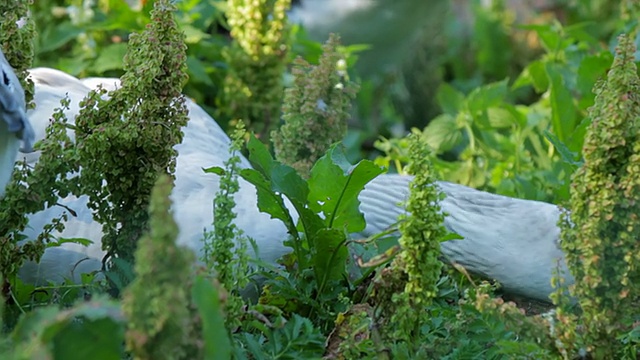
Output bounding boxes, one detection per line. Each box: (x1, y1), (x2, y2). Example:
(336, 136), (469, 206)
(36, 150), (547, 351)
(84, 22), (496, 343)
(308, 145), (385, 233)
(466, 79), (509, 115)
(436, 83), (465, 116)
(513, 59), (549, 92)
(423, 114), (462, 152)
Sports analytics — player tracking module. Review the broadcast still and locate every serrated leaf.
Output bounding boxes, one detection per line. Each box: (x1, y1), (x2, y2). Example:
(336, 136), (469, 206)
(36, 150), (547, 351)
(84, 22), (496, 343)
(422, 114), (463, 152)
(466, 79), (509, 115)
(436, 83), (465, 116)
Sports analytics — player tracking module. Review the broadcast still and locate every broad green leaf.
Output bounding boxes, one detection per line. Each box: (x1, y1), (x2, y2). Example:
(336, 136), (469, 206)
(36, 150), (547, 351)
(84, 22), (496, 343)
(577, 52), (613, 100)
(312, 228), (348, 283)
(38, 22), (84, 53)
(246, 133), (276, 177)
(192, 276), (232, 360)
(520, 24), (562, 53)
(12, 298), (124, 360)
(187, 56), (214, 86)
(93, 43), (128, 73)
(436, 83), (465, 116)
(466, 79), (509, 115)
(546, 63), (578, 142)
(513, 60), (549, 93)
(308, 145), (384, 233)
(270, 163), (309, 205)
(242, 134), (323, 247)
(484, 107), (518, 129)
(422, 114), (462, 152)
(239, 168), (297, 237)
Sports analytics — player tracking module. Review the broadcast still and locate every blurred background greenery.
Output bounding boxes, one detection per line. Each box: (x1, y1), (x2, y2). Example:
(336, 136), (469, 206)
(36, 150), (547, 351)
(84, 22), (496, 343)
(30, 0), (638, 204)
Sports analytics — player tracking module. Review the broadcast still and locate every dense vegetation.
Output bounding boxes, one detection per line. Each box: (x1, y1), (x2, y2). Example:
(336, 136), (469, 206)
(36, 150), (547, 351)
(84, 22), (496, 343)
(1, 0), (639, 358)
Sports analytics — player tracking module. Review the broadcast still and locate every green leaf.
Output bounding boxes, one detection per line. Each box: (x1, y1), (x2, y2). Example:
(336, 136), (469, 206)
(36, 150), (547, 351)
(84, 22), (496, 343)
(11, 298), (124, 360)
(484, 107), (518, 129)
(436, 83), (465, 116)
(513, 60), (549, 92)
(422, 114), (462, 152)
(239, 168), (297, 237)
(543, 130), (583, 167)
(192, 276), (232, 360)
(311, 228), (348, 283)
(203, 166), (226, 175)
(466, 79), (509, 115)
(187, 56), (214, 86)
(546, 63), (578, 142)
(93, 43), (128, 73)
(308, 145), (384, 233)
(246, 133), (276, 177)
(241, 135), (324, 256)
(47, 237), (94, 248)
(577, 52), (613, 98)
(38, 22), (84, 53)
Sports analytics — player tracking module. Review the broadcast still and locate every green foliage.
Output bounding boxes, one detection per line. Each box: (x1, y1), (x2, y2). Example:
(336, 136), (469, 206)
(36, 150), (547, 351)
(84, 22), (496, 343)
(0, 99), (78, 286)
(554, 33), (640, 359)
(472, 0), (515, 81)
(376, 19), (614, 204)
(235, 134), (383, 326)
(383, 133), (446, 342)
(5, 1), (640, 358)
(219, 0), (292, 137)
(72, 0), (189, 262)
(202, 121), (250, 329)
(192, 276), (232, 360)
(121, 175), (197, 360)
(5, 297), (124, 359)
(235, 313), (325, 359)
(0, 0), (35, 107)
(272, 34), (358, 178)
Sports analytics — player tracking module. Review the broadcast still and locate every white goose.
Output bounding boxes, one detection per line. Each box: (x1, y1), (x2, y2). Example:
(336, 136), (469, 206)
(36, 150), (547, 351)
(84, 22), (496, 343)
(16, 68), (570, 303)
(0, 49), (34, 198)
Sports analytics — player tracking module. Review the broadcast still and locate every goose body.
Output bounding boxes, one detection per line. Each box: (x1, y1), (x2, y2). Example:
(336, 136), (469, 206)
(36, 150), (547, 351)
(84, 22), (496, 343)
(17, 68), (571, 302)
(0, 49), (34, 198)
